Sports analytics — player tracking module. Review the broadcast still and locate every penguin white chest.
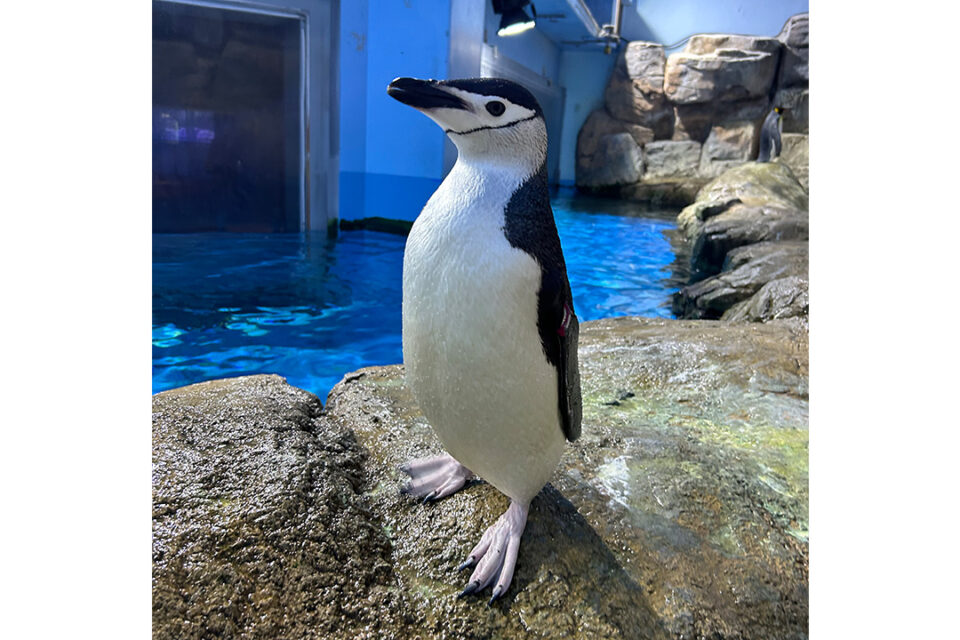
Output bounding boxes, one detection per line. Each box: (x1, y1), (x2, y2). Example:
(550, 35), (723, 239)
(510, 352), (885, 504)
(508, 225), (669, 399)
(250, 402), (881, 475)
(401, 163), (565, 504)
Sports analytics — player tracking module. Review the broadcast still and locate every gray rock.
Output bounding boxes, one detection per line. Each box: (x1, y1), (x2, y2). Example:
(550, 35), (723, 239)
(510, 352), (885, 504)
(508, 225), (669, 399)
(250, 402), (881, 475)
(698, 120), (760, 178)
(152, 375), (410, 640)
(777, 133), (809, 191)
(577, 108), (654, 157)
(664, 35), (781, 104)
(671, 98), (769, 143)
(723, 275), (809, 324)
(620, 41), (667, 94)
(677, 162), (809, 239)
(776, 87), (809, 134)
(332, 317), (808, 639)
(777, 13), (809, 88)
(673, 241), (808, 319)
(691, 203), (809, 279)
(642, 140), (702, 180)
(618, 178), (708, 207)
(604, 67), (674, 136)
(576, 132), (644, 188)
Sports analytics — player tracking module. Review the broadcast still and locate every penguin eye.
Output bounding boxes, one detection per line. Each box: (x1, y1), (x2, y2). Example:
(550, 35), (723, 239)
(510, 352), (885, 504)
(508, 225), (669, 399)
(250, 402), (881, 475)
(485, 101), (506, 117)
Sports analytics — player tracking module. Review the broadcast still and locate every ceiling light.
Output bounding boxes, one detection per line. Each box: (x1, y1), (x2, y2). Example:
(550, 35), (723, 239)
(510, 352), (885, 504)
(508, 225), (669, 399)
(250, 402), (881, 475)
(493, 1), (536, 37)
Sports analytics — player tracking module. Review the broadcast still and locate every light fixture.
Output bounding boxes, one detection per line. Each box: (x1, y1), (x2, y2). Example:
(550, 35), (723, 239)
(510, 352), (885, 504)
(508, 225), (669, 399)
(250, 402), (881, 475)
(493, 0), (536, 37)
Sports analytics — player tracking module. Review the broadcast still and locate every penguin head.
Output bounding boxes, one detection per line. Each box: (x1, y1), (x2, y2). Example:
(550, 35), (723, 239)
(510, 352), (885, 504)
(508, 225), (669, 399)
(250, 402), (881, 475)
(774, 106), (784, 115)
(387, 77), (546, 170)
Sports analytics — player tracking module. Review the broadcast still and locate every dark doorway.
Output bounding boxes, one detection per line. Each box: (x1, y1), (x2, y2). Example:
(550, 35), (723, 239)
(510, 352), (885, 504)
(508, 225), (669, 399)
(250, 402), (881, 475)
(153, 1), (304, 232)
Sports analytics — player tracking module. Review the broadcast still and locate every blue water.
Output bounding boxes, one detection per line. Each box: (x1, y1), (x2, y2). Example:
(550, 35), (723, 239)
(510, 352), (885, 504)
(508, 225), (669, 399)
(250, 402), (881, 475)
(153, 193), (686, 399)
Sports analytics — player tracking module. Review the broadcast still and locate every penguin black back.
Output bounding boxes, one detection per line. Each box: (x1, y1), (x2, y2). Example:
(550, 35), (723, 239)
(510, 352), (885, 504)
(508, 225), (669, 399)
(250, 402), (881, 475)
(502, 163), (582, 442)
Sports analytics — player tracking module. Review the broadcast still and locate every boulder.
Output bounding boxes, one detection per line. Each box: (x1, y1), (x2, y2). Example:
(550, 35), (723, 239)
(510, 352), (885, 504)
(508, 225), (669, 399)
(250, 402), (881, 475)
(671, 98), (769, 143)
(777, 134), (809, 191)
(575, 132), (643, 188)
(690, 203), (809, 279)
(673, 241), (808, 319)
(677, 162), (809, 239)
(618, 179), (708, 207)
(152, 375), (407, 640)
(642, 140), (702, 180)
(577, 108), (655, 157)
(777, 13), (809, 89)
(664, 35), (781, 104)
(775, 87), (809, 134)
(153, 318), (809, 639)
(604, 68), (674, 137)
(723, 275), (809, 324)
(698, 120), (760, 178)
(331, 317), (809, 639)
(620, 41), (667, 94)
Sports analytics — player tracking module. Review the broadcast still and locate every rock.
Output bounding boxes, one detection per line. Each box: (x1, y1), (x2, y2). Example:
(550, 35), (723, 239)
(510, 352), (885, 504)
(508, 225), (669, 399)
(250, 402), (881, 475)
(776, 134), (809, 191)
(698, 120), (760, 178)
(618, 179), (708, 207)
(328, 317), (808, 639)
(620, 41), (667, 94)
(664, 35), (781, 104)
(777, 13), (809, 88)
(671, 98), (769, 143)
(775, 87), (809, 134)
(677, 162), (809, 239)
(153, 318), (809, 639)
(723, 275), (809, 324)
(673, 241), (808, 319)
(690, 203), (809, 279)
(576, 132), (644, 188)
(152, 375), (410, 640)
(577, 108), (655, 157)
(642, 140), (702, 180)
(604, 67), (674, 137)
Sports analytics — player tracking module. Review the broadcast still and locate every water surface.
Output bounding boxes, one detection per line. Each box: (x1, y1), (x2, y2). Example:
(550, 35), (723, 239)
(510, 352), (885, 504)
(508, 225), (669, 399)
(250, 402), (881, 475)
(153, 194), (688, 398)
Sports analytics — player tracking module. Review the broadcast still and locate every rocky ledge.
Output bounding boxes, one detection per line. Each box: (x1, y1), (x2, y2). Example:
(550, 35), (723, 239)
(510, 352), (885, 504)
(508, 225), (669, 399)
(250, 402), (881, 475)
(154, 317), (808, 640)
(672, 161), (809, 324)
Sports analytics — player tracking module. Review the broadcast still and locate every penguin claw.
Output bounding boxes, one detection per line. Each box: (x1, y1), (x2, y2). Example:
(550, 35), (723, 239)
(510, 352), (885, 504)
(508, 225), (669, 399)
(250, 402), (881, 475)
(488, 585), (503, 606)
(457, 557), (475, 572)
(457, 581), (480, 599)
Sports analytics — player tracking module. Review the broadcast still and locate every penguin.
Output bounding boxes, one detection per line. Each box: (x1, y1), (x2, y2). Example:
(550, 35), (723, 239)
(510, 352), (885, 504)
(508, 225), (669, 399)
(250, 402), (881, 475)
(386, 76), (581, 604)
(757, 105), (784, 162)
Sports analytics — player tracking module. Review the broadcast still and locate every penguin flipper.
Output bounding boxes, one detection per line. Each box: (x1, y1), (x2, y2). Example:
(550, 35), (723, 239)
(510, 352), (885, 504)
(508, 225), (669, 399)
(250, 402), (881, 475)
(557, 302), (582, 442)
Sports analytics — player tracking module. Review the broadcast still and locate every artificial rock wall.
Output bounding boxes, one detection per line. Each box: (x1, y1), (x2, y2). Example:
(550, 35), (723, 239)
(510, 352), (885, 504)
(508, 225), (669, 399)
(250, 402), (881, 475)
(576, 13), (809, 204)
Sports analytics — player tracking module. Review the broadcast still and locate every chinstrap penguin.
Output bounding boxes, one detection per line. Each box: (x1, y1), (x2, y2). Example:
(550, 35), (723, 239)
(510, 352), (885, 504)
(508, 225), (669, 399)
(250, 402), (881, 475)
(757, 105), (784, 162)
(386, 76), (582, 604)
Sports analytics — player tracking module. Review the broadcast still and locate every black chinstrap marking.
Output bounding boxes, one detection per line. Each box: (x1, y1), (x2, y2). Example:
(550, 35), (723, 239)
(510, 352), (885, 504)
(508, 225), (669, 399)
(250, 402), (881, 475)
(444, 113), (539, 137)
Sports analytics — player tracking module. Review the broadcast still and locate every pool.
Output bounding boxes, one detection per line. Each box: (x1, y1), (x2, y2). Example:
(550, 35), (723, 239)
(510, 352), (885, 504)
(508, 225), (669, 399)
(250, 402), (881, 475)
(153, 193), (688, 399)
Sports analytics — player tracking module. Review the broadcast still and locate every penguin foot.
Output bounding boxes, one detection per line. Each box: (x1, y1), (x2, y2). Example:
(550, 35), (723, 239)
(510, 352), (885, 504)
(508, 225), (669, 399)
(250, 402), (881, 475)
(457, 501), (528, 603)
(399, 454), (474, 502)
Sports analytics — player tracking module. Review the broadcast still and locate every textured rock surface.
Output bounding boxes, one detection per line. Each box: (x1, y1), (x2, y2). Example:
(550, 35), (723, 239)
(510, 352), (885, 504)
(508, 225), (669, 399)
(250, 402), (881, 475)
(576, 132), (644, 188)
(152, 375), (408, 640)
(777, 13), (809, 89)
(690, 203), (809, 279)
(677, 162), (809, 239)
(664, 35), (781, 104)
(777, 133), (809, 191)
(642, 140), (702, 180)
(578, 108), (655, 158)
(154, 316), (809, 639)
(574, 13), (808, 206)
(673, 241), (808, 319)
(775, 88), (809, 134)
(699, 121), (760, 178)
(723, 275), (809, 324)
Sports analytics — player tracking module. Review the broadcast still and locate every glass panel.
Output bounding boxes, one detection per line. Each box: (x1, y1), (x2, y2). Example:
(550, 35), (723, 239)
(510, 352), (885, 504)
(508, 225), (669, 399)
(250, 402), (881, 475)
(152, 1), (303, 232)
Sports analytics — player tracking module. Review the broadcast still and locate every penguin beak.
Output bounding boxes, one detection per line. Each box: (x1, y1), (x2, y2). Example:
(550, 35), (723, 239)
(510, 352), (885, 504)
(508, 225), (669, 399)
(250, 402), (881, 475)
(387, 77), (468, 111)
